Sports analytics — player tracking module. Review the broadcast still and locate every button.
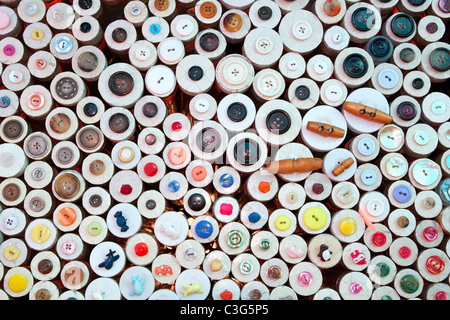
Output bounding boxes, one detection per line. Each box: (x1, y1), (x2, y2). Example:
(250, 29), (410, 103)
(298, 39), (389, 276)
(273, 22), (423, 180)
(255, 37), (273, 55)
(168, 180), (180, 192)
(408, 0), (425, 5)
(220, 173), (234, 188)
(35, 289), (51, 300)
(56, 77), (79, 100)
(266, 110), (291, 134)
(0, 96), (10, 108)
(3, 120), (23, 139)
(377, 68), (398, 89)
(249, 289), (262, 300)
(27, 93), (45, 111)
(339, 217), (357, 236)
(312, 183), (324, 194)
(25, 3), (38, 16)
(78, 128), (101, 150)
(108, 72), (134, 96)
(79, 0), (93, 9)
(31, 29), (44, 41)
(431, 100), (446, 115)
(26, 134), (48, 157)
(8, 274), (27, 293)
(197, 128), (221, 152)
(154, 0), (169, 11)
(292, 21), (312, 40)
(195, 220), (213, 238)
(168, 146), (186, 165)
(54, 172), (80, 200)
(275, 215), (291, 231)
(199, 2), (217, 19)
(135, 242), (148, 257)
(220, 291), (233, 300)
(54, 36), (73, 54)
(4, 245), (19, 261)
(3, 44), (15, 56)
(64, 266), (84, 286)
(223, 60), (248, 85)
(49, 113), (71, 134)
(361, 169), (377, 186)
(332, 32), (344, 44)
(175, 19), (194, 36)
(227, 230), (244, 248)
(2, 215), (18, 230)
(366, 198), (384, 216)
(287, 59), (300, 71)
(83, 102), (98, 117)
(80, 22), (91, 33)
(372, 232), (387, 246)
(268, 265), (282, 280)
(390, 13), (415, 38)
(61, 240), (76, 255)
(9, 70), (23, 84)
(352, 7), (376, 31)
(412, 160), (439, 186)
(257, 6), (272, 20)
(129, 4), (142, 16)
(227, 102), (247, 122)
(426, 256), (445, 275)
(0, 11), (10, 30)
(149, 23), (161, 35)
(398, 246), (411, 259)
(303, 207), (327, 231)
(78, 52), (98, 72)
(397, 102), (417, 120)
(234, 138), (260, 166)
(29, 197), (45, 213)
(429, 48), (450, 72)
(31, 224), (51, 244)
(349, 282), (363, 294)
(323, 0), (341, 17)
(393, 185), (412, 203)
(118, 146), (134, 163)
(375, 262), (390, 278)
(259, 239), (270, 250)
(38, 259), (53, 274)
(89, 160), (105, 176)
(438, 0), (450, 13)
(188, 65), (204, 81)
(87, 221), (102, 236)
(426, 22), (438, 34)
(188, 193), (206, 211)
(109, 113), (130, 133)
(399, 47), (415, 63)
(298, 271), (313, 286)
(142, 102), (158, 118)
(57, 207), (77, 226)
(423, 226), (438, 241)
(400, 274), (419, 293)
(88, 195), (102, 208)
(435, 292), (448, 300)
(343, 53), (368, 78)
(386, 156), (407, 177)
(412, 77), (424, 89)
(240, 260), (253, 274)
(112, 27), (128, 43)
(223, 13), (243, 33)
(258, 181), (270, 194)
(2, 183), (20, 201)
(220, 203), (233, 216)
(191, 166), (207, 182)
(185, 248), (197, 260)
(248, 212), (261, 223)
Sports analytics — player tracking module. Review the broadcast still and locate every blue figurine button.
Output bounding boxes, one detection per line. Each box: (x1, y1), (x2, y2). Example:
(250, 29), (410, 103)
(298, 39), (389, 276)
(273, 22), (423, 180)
(114, 211), (129, 232)
(195, 220), (213, 239)
(98, 249), (120, 270)
(393, 185), (412, 203)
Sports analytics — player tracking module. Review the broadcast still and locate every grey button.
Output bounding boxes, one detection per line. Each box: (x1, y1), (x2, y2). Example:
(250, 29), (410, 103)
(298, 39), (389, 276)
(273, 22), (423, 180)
(55, 77), (79, 100)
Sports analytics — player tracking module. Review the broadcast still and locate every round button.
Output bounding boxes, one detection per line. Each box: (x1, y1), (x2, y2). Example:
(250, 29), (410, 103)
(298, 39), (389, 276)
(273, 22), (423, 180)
(295, 85), (310, 100)
(154, 0), (169, 11)
(224, 60), (248, 85)
(414, 131), (429, 145)
(195, 220), (213, 238)
(223, 13), (243, 32)
(429, 48), (450, 72)
(108, 72), (134, 96)
(255, 37), (273, 55)
(194, 98), (209, 113)
(438, 0), (450, 13)
(375, 262), (390, 278)
(400, 274), (419, 293)
(393, 185), (412, 203)
(135, 242), (148, 257)
(400, 47), (415, 63)
(220, 173), (234, 188)
(258, 6), (272, 20)
(352, 7), (376, 31)
(266, 110), (291, 134)
(377, 69), (398, 89)
(54, 172), (80, 200)
(431, 101), (446, 115)
(141, 103), (157, 118)
(240, 260), (253, 274)
(234, 138), (260, 166)
(3, 44), (15, 56)
(83, 103), (98, 117)
(3, 120), (23, 139)
(391, 13), (415, 38)
(366, 199), (384, 216)
(0, 11), (10, 30)
(227, 102), (247, 122)
(361, 169), (377, 186)
(54, 37), (73, 54)
(199, 32), (219, 52)
(191, 166), (207, 182)
(298, 271), (312, 287)
(109, 113), (130, 133)
(118, 147), (134, 163)
(408, 0), (426, 5)
(323, 0), (341, 17)
(423, 226), (438, 242)
(64, 266), (84, 286)
(312, 183), (324, 194)
(197, 128), (221, 152)
(149, 23), (161, 35)
(188, 193), (206, 211)
(80, 22), (91, 33)
(303, 207), (327, 231)
(168, 180), (180, 192)
(372, 232), (387, 246)
(57, 147), (74, 162)
(61, 240), (76, 255)
(112, 27), (128, 43)
(292, 21), (312, 40)
(87, 221), (102, 236)
(426, 22), (438, 34)
(426, 256), (445, 275)
(339, 217), (357, 236)
(31, 29), (44, 41)
(49, 113), (71, 134)
(168, 146), (186, 165)
(89, 160), (105, 176)
(78, 52), (98, 72)
(4, 245), (19, 261)
(2, 214), (18, 230)
(79, 0), (93, 9)
(227, 230), (244, 248)
(35, 289), (51, 300)
(78, 128), (101, 150)
(200, 2), (217, 19)
(188, 66), (204, 81)
(275, 215), (291, 231)
(144, 162), (158, 177)
(371, 37), (391, 57)
(398, 246), (411, 259)
(31, 224), (51, 244)
(8, 274), (27, 293)
(332, 32), (344, 44)
(38, 259), (53, 274)
(343, 53), (368, 78)
(57, 207), (77, 226)
(0, 96), (10, 108)
(412, 77), (424, 89)
(56, 77), (78, 100)
(396, 102), (417, 120)
(9, 70), (23, 84)
(2, 183), (20, 202)
(176, 19), (194, 36)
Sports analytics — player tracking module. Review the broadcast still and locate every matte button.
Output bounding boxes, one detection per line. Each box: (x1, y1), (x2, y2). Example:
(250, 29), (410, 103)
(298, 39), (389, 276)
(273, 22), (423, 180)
(234, 138), (260, 166)
(64, 266), (84, 286)
(352, 7), (376, 31)
(34, 288), (50, 300)
(199, 1), (217, 19)
(108, 113), (130, 133)
(78, 128), (101, 149)
(191, 166), (207, 181)
(343, 53), (368, 78)
(78, 52), (98, 72)
(108, 72), (134, 96)
(57, 147), (74, 164)
(26, 135), (48, 157)
(396, 102), (417, 120)
(223, 13), (243, 32)
(145, 199), (156, 210)
(197, 128), (220, 152)
(56, 77), (79, 100)
(257, 6), (272, 20)
(303, 207), (327, 231)
(142, 102), (158, 118)
(154, 0), (169, 11)
(37, 259), (53, 274)
(399, 47), (415, 63)
(227, 102), (247, 122)
(391, 14), (415, 38)
(2, 183), (20, 201)
(266, 110), (291, 134)
(295, 85), (310, 100)
(393, 185), (412, 203)
(199, 32), (219, 52)
(3, 120), (23, 139)
(111, 27), (128, 43)
(429, 48), (450, 72)
(370, 36), (392, 57)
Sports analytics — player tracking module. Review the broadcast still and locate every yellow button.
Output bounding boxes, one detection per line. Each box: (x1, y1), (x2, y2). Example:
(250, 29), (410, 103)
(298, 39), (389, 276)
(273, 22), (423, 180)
(4, 246), (19, 261)
(31, 29), (44, 41)
(275, 215), (291, 231)
(8, 274), (27, 293)
(31, 224), (51, 244)
(339, 217), (357, 236)
(303, 207), (327, 231)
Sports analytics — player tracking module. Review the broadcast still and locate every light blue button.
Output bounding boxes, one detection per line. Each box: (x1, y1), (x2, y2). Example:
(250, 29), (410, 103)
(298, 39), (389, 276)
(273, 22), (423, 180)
(150, 23), (161, 35)
(54, 37), (73, 54)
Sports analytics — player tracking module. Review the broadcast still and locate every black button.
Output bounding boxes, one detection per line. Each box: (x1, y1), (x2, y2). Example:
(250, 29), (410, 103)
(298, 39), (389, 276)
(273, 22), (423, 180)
(397, 102), (417, 120)
(2, 119), (23, 139)
(142, 102), (158, 118)
(234, 138), (260, 166)
(78, 52), (98, 72)
(412, 78), (424, 89)
(294, 85), (310, 100)
(227, 102), (247, 122)
(80, 22), (91, 33)
(78, 0), (93, 9)
(188, 66), (204, 81)
(108, 71), (134, 96)
(266, 109), (291, 134)
(56, 77), (79, 100)
(258, 6), (272, 20)
(89, 194), (103, 207)
(188, 193), (206, 211)
(83, 103), (98, 117)
(199, 32), (219, 52)
(343, 53), (368, 78)
(108, 113), (129, 133)
(112, 27), (128, 43)
(196, 127), (221, 152)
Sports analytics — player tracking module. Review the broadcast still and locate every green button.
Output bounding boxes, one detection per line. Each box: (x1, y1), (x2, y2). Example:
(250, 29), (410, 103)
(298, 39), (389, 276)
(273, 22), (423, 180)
(408, 0), (425, 5)
(88, 221), (102, 236)
(228, 230), (244, 248)
(400, 274), (419, 293)
(412, 78), (424, 89)
(400, 47), (415, 63)
(375, 262), (390, 278)
(391, 13), (415, 38)
(429, 48), (450, 72)
(370, 36), (392, 58)
(343, 53), (368, 78)
(352, 7), (376, 31)
(381, 295), (392, 300)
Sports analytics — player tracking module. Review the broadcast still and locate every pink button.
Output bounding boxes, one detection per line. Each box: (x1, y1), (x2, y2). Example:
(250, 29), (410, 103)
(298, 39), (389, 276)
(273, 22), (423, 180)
(349, 282), (362, 294)
(220, 203), (233, 216)
(298, 271), (312, 287)
(0, 11), (11, 30)
(423, 226), (438, 242)
(172, 121), (182, 132)
(3, 44), (15, 56)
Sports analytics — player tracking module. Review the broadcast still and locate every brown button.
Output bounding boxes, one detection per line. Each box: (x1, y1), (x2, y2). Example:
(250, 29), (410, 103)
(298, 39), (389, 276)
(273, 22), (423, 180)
(89, 159), (105, 176)
(2, 183), (20, 201)
(35, 289), (51, 300)
(57, 147), (74, 164)
(89, 194), (103, 207)
(111, 27), (128, 43)
(29, 196), (45, 213)
(49, 113), (71, 134)
(200, 1), (217, 18)
(64, 266), (84, 286)
(223, 12), (243, 32)
(26, 134), (49, 157)
(38, 259), (53, 274)
(78, 127), (101, 150)
(77, 51), (98, 72)
(154, 0), (169, 11)
(108, 113), (130, 133)
(54, 172), (80, 200)
(2, 119), (23, 139)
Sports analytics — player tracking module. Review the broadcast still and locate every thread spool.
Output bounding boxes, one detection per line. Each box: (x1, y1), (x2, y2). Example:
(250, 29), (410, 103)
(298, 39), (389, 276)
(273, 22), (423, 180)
(3, 267), (34, 298)
(319, 79), (347, 107)
(76, 96), (105, 125)
(218, 222), (250, 256)
(369, 0), (399, 16)
(415, 15), (446, 47)
(421, 92), (450, 126)
(337, 271), (373, 300)
(137, 127), (166, 155)
(334, 47), (375, 89)
(304, 173), (333, 202)
(0, 6), (22, 40)
(194, 29), (227, 64)
(46, 2), (75, 31)
(189, 93), (217, 122)
(100, 107), (136, 142)
(398, 0), (432, 16)
(0, 115), (30, 145)
(24, 218), (59, 252)
(313, 288), (341, 300)
(85, 278), (121, 300)
(213, 196), (240, 223)
(409, 158), (442, 191)
(268, 209), (297, 238)
(142, 16), (170, 44)
(195, 0), (223, 28)
(429, 0), (450, 21)
(0, 209), (28, 238)
(24, 189), (53, 219)
(307, 233), (342, 269)
(370, 63), (403, 96)
(119, 266), (155, 300)
(391, 42), (422, 72)
(213, 165), (241, 195)
(217, 93), (256, 134)
(306, 54), (334, 83)
(137, 154), (166, 185)
(112, 140), (142, 170)
(170, 14), (199, 52)
(419, 42), (450, 83)
(0, 90), (19, 118)
(320, 25), (350, 57)
(27, 51), (58, 83)
(124, 1), (149, 27)
(128, 40), (157, 72)
(389, 237), (419, 267)
(176, 54), (215, 96)
(17, 0), (46, 24)
(346, 133), (380, 164)
(377, 124), (405, 153)
(298, 202), (331, 235)
(382, 12), (417, 46)
(125, 233), (159, 267)
(277, 182), (306, 211)
(23, 22), (52, 51)
(314, 0), (347, 26)
(248, 0), (282, 29)
(342, 3), (382, 44)
(0, 37), (28, 66)
(243, 27), (283, 70)
(330, 182), (360, 210)
(45, 107), (79, 142)
(219, 9), (251, 44)
(393, 268), (424, 299)
(30, 251), (60, 283)
(89, 241), (126, 278)
(109, 170), (143, 204)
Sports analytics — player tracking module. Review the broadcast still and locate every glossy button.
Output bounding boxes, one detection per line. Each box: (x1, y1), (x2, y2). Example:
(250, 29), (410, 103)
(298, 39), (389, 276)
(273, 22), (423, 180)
(35, 289), (51, 300)
(343, 53), (368, 78)
(49, 113), (71, 134)
(370, 37), (391, 57)
(38, 259), (53, 274)
(303, 207), (327, 231)
(266, 110), (291, 134)
(323, 0), (341, 17)
(2, 215), (18, 230)
(227, 102), (247, 122)
(438, 0), (450, 13)
(83, 103), (98, 117)
(3, 44), (15, 56)
(79, 128), (101, 150)
(199, 32), (219, 52)
(80, 22), (91, 33)
(8, 274), (27, 293)
(109, 113), (130, 133)
(195, 220), (213, 238)
(376, 262), (390, 278)
(118, 147), (134, 163)
(54, 37), (73, 54)
(56, 77), (78, 100)
(142, 103), (158, 118)
(275, 215), (291, 231)
(0, 11), (11, 30)
(57, 207), (77, 226)
(200, 1), (217, 19)
(0, 96), (10, 108)
(135, 242), (148, 257)
(31, 224), (51, 244)
(223, 13), (243, 32)
(357, 138), (375, 156)
(220, 173), (234, 187)
(399, 47), (415, 63)
(372, 232), (387, 246)
(61, 240), (76, 255)
(78, 52), (98, 72)
(31, 29), (44, 41)
(400, 274), (419, 293)
(154, 0), (169, 11)
(258, 6), (272, 20)
(361, 169), (377, 186)
(168, 180), (180, 192)
(298, 271), (312, 286)
(87, 221), (102, 236)
(393, 185), (412, 203)
(197, 128), (220, 152)
(54, 173), (80, 200)
(339, 217), (357, 236)
(398, 246), (411, 259)
(64, 266), (84, 286)
(109, 72), (134, 96)
(2, 183), (20, 201)
(144, 162), (158, 177)
(426, 256), (445, 275)
(423, 226), (438, 242)
(429, 48), (450, 72)
(188, 193), (206, 211)
(149, 23), (161, 35)
(397, 102), (417, 120)
(390, 14), (415, 38)
(227, 230), (243, 248)
(248, 212), (261, 223)
(111, 28), (128, 43)
(188, 66), (203, 81)
(352, 7), (376, 31)
(234, 138), (260, 166)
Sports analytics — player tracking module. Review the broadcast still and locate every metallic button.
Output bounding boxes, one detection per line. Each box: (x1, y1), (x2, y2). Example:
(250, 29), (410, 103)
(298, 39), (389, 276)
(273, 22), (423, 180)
(89, 194), (102, 208)
(89, 160), (105, 176)
(142, 102), (158, 118)
(2, 119), (23, 139)
(37, 259), (53, 274)
(57, 147), (74, 164)
(343, 53), (368, 78)
(234, 138), (260, 166)
(78, 0), (93, 10)
(26, 134), (48, 157)
(199, 1), (217, 19)
(266, 109), (291, 134)
(56, 77), (79, 100)
(78, 52), (98, 72)
(223, 12), (243, 33)
(295, 85), (310, 100)
(53, 172), (81, 200)
(154, 0), (169, 11)
(197, 127), (221, 152)
(227, 230), (244, 248)
(2, 183), (21, 201)
(49, 113), (71, 134)
(429, 48), (450, 72)
(118, 147), (134, 163)
(412, 160), (439, 186)
(400, 274), (419, 293)
(108, 113), (130, 133)
(54, 36), (73, 54)
(258, 6), (272, 20)
(227, 102), (247, 122)
(108, 72), (134, 96)
(29, 196), (45, 213)
(111, 27), (128, 43)
(390, 13), (415, 38)
(323, 0), (341, 17)
(78, 127), (101, 150)
(249, 289), (262, 300)
(370, 36), (392, 57)
(199, 32), (219, 52)
(188, 66), (204, 81)
(80, 22), (91, 33)
(351, 7), (376, 31)
(399, 47), (415, 63)
(439, 0), (450, 13)
(83, 103), (98, 117)
(397, 102), (417, 120)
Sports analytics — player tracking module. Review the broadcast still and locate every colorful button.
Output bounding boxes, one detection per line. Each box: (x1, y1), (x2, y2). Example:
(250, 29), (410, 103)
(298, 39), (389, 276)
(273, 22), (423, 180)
(219, 173), (234, 188)
(227, 230), (243, 248)
(223, 13), (243, 32)
(352, 7), (376, 31)
(57, 207), (77, 226)
(391, 13), (415, 38)
(31, 224), (51, 244)
(393, 185), (412, 203)
(426, 256), (445, 275)
(195, 220), (213, 238)
(168, 146), (186, 165)
(339, 217), (357, 236)
(275, 215), (291, 231)
(87, 221), (102, 236)
(144, 162), (158, 177)
(303, 207), (327, 231)
(4, 245), (19, 261)
(0, 11), (11, 30)
(191, 166), (207, 181)
(31, 29), (44, 41)
(298, 271), (312, 287)
(400, 274), (419, 293)
(372, 232), (387, 246)
(375, 262), (390, 278)
(398, 246), (411, 259)
(429, 48), (450, 72)
(134, 242), (148, 257)
(8, 274), (27, 293)
(343, 53), (368, 78)
(258, 181), (271, 194)
(118, 147), (134, 163)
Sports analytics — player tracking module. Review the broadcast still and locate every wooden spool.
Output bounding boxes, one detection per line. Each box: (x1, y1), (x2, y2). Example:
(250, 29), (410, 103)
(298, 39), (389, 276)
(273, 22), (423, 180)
(0, 6), (22, 40)
(148, 0), (177, 20)
(76, 96), (105, 125)
(217, 93), (256, 134)
(104, 19), (137, 55)
(20, 85), (53, 120)
(268, 209), (296, 237)
(100, 107), (136, 142)
(414, 15), (446, 47)
(379, 152), (409, 181)
(124, 1), (149, 27)
(330, 209), (365, 244)
(17, 0), (46, 24)
(342, 2), (382, 44)
(0, 37), (28, 66)
(346, 133), (380, 163)
(353, 163), (383, 192)
(27, 51), (58, 83)
(243, 27), (283, 70)
(287, 78), (320, 112)
(49, 33), (78, 64)
(298, 202), (331, 235)
(215, 54), (254, 94)
(370, 63), (403, 97)
(337, 271), (373, 300)
(408, 158), (442, 191)
(334, 48), (375, 89)
(45, 107), (79, 141)
(72, 16), (104, 47)
(307, 233), (342, 269)
(341, 242), (371, 272)
(23, 189), (54, 218)
(278, 52), (306, 82)
(81, 187), (112, 216)
(194, 28), (227, 64)
(428, 0), (450, 22)
(397, 0), (432, 17)
(50, 71), (87, 107)
(402, 70), (431, 99)
(2, 63), (32, 93)
(45, 3), (75, 31)
(390, 95), (421, 128)
(319, 78), (347, 107)
(51, 141), (81, 170)
(385, 180), (417, 209)
(170, 14), (199, 51)
(137, 127), (166, 155)
(381, 11), (417, 46)
(194, 0), (223, 28)
(219, 9), (251, 43)
(391, 42), (422, 71)
(288, 262), (323, 297)
(142, 16), (170, 44)
(23, 132), (52, 161)
(30, 251), (61, 282)
(393, 268), (424, 299)
(128, 40), (157, 72)
(23, 22), (53, 51)
(176, 54), (215, 96)
(320, 25), (350, 57)
(81, 153), (115, 186)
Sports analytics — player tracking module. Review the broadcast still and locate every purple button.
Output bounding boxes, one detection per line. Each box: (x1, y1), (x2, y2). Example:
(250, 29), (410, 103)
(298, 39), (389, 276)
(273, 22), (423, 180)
(3, 44), (15, 56)
(393, 185), (412, 203)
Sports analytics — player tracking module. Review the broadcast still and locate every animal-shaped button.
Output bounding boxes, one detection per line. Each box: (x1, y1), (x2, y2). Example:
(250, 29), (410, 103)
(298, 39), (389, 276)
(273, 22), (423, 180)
(98, 249), (120, 270)
(317, 244), (332, 262)
(181, 283), (204, 297)
(129, 276), (145, 296)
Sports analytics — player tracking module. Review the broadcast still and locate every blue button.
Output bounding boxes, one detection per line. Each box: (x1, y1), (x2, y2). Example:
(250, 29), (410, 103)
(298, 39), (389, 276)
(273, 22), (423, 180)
(195, 220), (213, 238)
(220, 173), (234, 188)
(54, 37), (73, 54)
(168, 180), (180, 192)
(150, 23), (161, 35)
(248, 212), (261, 223)
(0, 96), (10, 108)
(393, 185), (412, 203)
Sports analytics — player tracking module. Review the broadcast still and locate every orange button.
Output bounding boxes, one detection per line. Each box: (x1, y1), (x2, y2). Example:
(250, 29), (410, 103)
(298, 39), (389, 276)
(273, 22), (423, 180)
(200, 1), (217, 19)
(258, 181), (271, 193)
(223, 12), (242, 32)
(323, 0), (341, 17)
(192, 166), (207, 181)
(168, 146), (186, 165)
(58, 207), (77, 226)
(154, 0), (169, 11)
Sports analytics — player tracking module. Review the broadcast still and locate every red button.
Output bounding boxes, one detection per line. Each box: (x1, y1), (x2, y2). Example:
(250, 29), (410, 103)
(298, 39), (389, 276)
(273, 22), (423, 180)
(172, 121), (182, 132)
(144, 162), (158, 177)
(372, 232), (386, 247)
(220, 290), (233, 300)
(120, 184), (133, 195)
(398, 246), (411, 259)
(426, 256), (445, 275)
(135, 242), (148, 257)
(423, 227), (438, 242)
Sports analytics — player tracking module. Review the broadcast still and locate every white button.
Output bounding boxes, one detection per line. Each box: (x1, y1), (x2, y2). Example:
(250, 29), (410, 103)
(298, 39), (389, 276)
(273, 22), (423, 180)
(431, 101), (446, 115)
(324, 84), (343, 102)
(361, 169), (377, 186)
(2, 215), (18, 230)
(194, 98), (210, 113)
(255, 37), (273, 55)
(313, 61), (328, 75)
(130, 5), (142, 16)
(224, 60), (248, 85)
(292, 21), (312, 40)
(9, 70), (24, 84)
(377, 69), (398, 90)
(52, 9), (63, 22)
(337, 188), (355, 205)
(176, 19), (194, 36)
(159, 39), (184, 62)
(332, 32), (343, 44)
(26, 3), (38, 15)
(135, 46), (151, 61)
(412, 160), (439, 186)
(287, 59), (299, 71)
(366, 199), (384, 217)
(257, 74), (280, 97)
(414, 131), (429, 146)
(386, 157), (407, 177)
(357, 138), (375, 156)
